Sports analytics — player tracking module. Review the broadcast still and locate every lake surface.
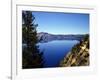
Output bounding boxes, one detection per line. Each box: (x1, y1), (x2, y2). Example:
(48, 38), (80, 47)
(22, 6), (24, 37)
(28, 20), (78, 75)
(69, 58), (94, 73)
(38, 40), (79, 68)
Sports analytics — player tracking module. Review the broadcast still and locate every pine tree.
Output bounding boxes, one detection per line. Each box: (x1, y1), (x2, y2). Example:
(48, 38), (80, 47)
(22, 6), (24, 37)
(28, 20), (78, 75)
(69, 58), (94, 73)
(22, 11), (43, 68)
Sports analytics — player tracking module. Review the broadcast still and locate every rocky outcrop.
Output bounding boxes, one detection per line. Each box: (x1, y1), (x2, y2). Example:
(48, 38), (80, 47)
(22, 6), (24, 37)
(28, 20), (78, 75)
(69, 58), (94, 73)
(60, 35), (89, 67)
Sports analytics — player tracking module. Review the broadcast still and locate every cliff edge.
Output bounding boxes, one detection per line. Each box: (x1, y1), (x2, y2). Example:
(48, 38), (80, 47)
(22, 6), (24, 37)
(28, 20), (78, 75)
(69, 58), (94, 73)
(60, 34), (89, 67)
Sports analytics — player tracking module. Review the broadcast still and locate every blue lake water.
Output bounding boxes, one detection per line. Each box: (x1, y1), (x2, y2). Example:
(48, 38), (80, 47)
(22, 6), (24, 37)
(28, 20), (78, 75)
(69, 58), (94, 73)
(38, 40), (79, 68)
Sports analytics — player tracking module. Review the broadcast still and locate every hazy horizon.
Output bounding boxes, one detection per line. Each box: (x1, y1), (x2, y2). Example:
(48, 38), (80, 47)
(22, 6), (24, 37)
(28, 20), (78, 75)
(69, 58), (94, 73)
(37, 31), (89, 35)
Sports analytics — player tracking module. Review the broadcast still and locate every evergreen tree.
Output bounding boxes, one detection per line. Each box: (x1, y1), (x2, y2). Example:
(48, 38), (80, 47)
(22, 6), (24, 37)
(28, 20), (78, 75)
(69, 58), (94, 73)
(22, 11), (43, 68)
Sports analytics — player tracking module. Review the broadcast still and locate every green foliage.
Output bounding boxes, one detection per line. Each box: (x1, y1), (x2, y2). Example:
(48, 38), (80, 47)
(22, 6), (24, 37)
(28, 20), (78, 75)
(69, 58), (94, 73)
(60, 34), (89, 67)
(83, 34), (89, 42)
(22, 11), (43, 69)
(71, 34), (89, 53)
(71, 43), (80, 54)
(71, 63), (76, 66)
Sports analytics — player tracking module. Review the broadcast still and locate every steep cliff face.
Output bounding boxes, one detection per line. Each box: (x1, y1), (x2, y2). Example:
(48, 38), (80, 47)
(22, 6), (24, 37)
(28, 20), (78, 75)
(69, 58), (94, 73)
(60, 35), (89, 67)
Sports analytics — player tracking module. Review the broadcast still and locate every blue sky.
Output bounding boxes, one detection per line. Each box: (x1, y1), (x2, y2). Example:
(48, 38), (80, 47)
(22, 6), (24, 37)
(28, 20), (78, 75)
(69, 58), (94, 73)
(32, 11), (89, 35)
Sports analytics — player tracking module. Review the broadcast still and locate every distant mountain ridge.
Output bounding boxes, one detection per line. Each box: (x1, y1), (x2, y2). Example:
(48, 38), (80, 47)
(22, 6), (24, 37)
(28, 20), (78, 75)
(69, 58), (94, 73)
(37, 32), (86, 43)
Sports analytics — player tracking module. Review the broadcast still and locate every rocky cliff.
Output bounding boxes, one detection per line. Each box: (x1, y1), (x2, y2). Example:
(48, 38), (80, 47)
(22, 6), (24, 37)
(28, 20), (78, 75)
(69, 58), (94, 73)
(60, 35), (89, 67)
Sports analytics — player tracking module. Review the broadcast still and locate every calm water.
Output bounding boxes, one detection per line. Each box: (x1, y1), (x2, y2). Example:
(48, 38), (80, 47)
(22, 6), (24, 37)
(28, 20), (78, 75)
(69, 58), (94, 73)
(38, 40), (79, 68)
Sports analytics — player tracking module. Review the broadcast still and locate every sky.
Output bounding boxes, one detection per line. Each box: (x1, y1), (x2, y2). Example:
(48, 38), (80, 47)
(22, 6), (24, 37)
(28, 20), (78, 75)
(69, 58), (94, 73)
(32, 11), (89, 35)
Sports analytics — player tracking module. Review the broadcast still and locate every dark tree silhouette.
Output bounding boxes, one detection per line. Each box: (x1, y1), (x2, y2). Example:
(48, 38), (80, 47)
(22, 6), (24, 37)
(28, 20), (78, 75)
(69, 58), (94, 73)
(22, 11), (43, 69)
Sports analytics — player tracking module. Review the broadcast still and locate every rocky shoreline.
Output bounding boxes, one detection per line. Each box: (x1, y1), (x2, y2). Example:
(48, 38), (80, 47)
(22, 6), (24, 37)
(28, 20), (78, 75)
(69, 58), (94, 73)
(59, 35), (89, 67)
